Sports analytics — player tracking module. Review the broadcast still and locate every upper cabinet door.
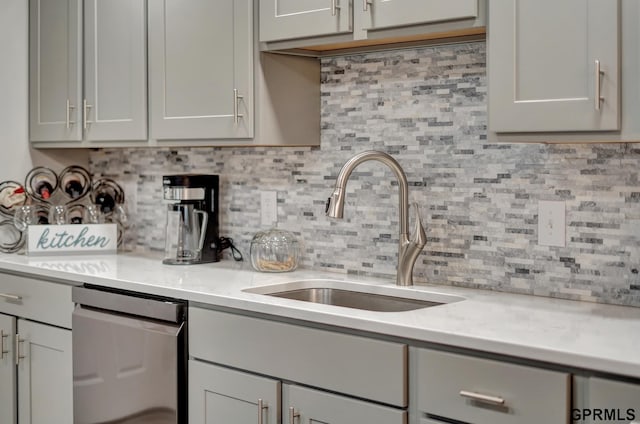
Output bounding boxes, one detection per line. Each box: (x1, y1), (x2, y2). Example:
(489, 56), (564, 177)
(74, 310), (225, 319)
(361, 0), (478, 32)
(29, 0), (82, 142)
(83, 0), (147, 141)
(260, 0), (352, 42)
(489, 0), (620, 132)
(148, 0), (253, 140)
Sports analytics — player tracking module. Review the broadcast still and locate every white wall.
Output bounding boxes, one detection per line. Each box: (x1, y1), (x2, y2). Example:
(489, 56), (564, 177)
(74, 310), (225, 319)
(0, 0), (87, 183)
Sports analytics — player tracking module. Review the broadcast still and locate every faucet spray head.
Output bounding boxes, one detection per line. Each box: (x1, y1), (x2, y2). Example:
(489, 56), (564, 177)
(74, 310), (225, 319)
(325, 188), (345, 218)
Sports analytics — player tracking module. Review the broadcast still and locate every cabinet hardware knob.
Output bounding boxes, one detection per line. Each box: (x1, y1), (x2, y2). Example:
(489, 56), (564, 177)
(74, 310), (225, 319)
(459, 390), (505, 406)
(289, 407), (300, 423)
(595, 59), (605, 111)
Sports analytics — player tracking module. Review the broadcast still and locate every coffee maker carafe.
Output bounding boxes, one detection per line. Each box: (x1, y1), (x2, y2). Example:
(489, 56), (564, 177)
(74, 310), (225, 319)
(162, 175), (220, 265)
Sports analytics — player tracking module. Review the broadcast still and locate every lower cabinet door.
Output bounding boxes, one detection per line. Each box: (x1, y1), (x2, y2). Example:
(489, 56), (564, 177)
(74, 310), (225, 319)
(283, 384), (407, 424)
(189, 360), (280, 424)
(16, 319), (73, 424)
(585, 377), (640, 424)
(0, 313), (16, 424)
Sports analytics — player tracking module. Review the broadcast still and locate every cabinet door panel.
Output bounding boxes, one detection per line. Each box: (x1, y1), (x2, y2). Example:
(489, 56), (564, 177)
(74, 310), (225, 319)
(284, 384), (406, 424)
(84, 0), (147, 141)
(29, 0), (82, 142)
(260, 0), (351, 42)
(189, 360), (280, 424)
(149, 0), (253, 140)
(0, 314), (16, 424)
(586, 378), (640, 424)
(17, 319), (73, 424)
(363, 0), (477, 31)
(489, 0), (619, 132)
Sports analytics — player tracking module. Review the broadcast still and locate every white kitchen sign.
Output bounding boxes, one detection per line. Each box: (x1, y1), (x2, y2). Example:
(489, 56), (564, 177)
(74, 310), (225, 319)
(27, 224), (118, 255)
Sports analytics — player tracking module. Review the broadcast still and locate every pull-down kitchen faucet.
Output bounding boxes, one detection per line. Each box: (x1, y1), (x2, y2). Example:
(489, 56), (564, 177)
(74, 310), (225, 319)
(325, 150), (427, 286)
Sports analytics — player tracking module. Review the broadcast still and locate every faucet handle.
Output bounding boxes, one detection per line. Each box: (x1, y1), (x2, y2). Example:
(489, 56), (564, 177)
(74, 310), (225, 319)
(411, 203), (427, 248)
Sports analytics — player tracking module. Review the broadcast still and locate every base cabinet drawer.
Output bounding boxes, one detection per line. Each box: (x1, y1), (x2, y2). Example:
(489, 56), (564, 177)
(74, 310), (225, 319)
(189, 307), (407, 407)
(0, 273), (73, 329)
(412, 347), (570, 424)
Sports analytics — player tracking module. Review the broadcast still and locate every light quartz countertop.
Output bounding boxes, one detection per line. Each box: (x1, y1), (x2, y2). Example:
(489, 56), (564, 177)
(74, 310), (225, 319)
(1, 251), (639, 379)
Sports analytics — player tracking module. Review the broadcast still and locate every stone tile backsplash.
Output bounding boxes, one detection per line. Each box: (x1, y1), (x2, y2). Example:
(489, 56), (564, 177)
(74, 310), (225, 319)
(89, 41), (640, 307)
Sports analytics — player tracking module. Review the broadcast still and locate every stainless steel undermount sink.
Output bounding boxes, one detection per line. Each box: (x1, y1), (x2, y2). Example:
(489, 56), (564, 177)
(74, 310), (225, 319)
(244, 279), (464, 312)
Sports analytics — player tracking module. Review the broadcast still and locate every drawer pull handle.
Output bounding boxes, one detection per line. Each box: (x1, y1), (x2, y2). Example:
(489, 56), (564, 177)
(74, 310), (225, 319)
(15, 334), (25, 365)
(331, 0), (340, 16)
(363, 0), (372, 11)
(595, 59), (604, 111)
(83, 98), (93, 130)
(459, 390), (505, 406)
(0, 293), (22, 302)
(66, 99), (76, 129)
(233, 88), (244, 125)
(289, 407), (300, 424)
(258, 399), (268, 424)
(0, 330), (9, 359)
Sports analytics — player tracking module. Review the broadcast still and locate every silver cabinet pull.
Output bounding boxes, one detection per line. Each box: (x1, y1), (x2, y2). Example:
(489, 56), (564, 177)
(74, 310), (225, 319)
(15, 334), (25, 365)
(257, 399), (268, 424)
(83, 98), (93, 130)
(233, 89), (244, 125)
(288, 407), (300, 424)
(363, 0), (372, 11)
(595, 59), (604, 111)
(459, 390), (505, 406)
(0, 330), (9, 359)
(66, 99), (76, 129)
(0, 293), (22, 302)
(331, 0), (340, 16)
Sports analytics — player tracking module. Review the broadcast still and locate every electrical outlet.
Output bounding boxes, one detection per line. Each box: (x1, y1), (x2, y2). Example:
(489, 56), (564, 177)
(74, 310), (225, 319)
(260, 191), (278, 227)
(538, 200), (565, 247)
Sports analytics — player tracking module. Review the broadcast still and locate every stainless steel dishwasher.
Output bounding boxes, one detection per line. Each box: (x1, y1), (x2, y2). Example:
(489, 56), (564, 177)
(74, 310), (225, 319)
(72, 285), (187, 424)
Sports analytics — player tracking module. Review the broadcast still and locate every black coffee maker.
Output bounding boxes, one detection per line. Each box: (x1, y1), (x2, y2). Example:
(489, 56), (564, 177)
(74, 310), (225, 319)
(162, 174), (220, 264)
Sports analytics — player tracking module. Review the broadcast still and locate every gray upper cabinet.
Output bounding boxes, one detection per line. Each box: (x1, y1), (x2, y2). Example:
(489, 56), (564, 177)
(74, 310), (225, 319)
(260, 0), (485, 52)
(260, 0), (352, 42)
(29, 0), (147, 146)
(29, 0), (82, 143)
(361, 0), (478, 32)
(488, 0), (620, 133)
(148, 0), (253, 140)
(83, 0), (147, 141)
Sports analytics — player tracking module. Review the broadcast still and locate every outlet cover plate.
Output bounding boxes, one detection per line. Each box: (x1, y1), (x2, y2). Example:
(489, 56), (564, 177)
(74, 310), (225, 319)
(538, 200), (566, 247)
(260, 191), (278, 227)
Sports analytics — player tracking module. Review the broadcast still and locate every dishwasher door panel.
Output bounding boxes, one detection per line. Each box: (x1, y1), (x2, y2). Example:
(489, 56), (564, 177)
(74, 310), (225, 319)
(72, 306), (183, 424)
